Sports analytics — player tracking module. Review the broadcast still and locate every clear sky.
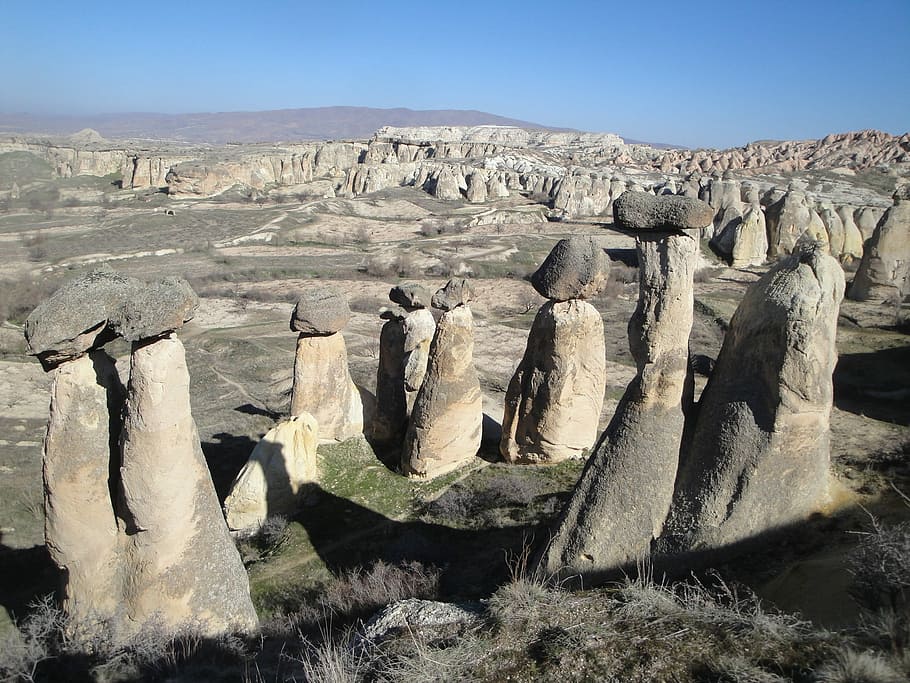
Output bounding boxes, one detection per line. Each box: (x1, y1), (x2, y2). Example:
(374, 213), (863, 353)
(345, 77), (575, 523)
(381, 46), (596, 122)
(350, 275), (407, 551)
(1, 0), (907, 148)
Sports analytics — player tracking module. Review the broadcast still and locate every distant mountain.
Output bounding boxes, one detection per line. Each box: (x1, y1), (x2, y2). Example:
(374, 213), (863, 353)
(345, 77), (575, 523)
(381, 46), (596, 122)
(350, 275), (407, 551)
(0, 107), (578, 145)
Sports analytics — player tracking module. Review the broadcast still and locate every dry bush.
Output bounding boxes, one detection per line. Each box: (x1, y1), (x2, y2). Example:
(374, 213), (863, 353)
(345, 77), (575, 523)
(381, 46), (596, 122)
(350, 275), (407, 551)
(849, 521), (910, 614)
(354, 225), (372, 244)
(815, 649), (905, 683)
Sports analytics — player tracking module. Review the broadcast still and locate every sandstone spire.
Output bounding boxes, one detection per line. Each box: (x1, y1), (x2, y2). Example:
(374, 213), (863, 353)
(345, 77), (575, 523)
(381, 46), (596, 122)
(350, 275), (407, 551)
(402, 279), (482, 478)
(501, 237), (607, 463)
(534, 192), (712, 582)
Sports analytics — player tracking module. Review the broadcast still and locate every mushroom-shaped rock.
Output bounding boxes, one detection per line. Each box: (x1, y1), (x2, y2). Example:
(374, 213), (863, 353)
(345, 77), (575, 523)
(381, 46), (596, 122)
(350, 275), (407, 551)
(612, 191), (714, 231)
(658, 243), (844, 562)
(119, 334), (259, 635)
(431, 278), (475, 311)
(849, 186), (910, 302)
(24, 268), (197, 368)
(501, 299), (606, 463)
(291, 286), (351, 335)
(534, 213), (701, 583)
(224, 413), (319, 533)
(530, 236), (610, 301)
(389, 283), (431, 310)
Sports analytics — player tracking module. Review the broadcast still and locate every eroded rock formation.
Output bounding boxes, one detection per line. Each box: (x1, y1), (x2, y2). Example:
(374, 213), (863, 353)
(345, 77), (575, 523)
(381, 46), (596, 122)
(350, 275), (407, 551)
(534, 192), (711, 582)
(658, 242), (844, 559)
(223, 413), (319, 533)
(402, 279), (482, 478)
(501, 237), (608, 463)
(849, 185), (910, 302)
(289, 286), (363, 441)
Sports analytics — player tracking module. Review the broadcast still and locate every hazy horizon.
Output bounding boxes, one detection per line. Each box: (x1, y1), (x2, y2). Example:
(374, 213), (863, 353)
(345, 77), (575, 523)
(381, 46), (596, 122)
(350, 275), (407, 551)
(2, 0), (908, 149)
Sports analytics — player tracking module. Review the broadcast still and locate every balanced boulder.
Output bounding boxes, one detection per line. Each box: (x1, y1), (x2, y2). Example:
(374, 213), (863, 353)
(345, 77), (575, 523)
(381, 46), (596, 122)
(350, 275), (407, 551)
(290, 287), (363, 441)
(529, 236), (610, 301)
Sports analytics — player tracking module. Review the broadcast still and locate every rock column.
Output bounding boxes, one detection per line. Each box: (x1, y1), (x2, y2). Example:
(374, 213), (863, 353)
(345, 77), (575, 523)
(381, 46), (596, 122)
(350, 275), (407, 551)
(402, 279), (482, 478)
(501, 237), (608, 463)
(849, 186), (910, 302)
(534, 193), (713, 583)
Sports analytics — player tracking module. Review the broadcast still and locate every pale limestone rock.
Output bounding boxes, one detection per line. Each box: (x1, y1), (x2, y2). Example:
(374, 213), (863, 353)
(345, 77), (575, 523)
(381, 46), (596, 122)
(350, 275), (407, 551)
(819, 202), (845, 258)
(402, 309), (435, 414)
(43, 351), (124, 626)
(534, 229), (700, 582)
(119, 335), (258, 635)
(402, 306), (482, 478)
(659, 244), (844, 559)
(805, 208), (830, 252)
(855, 206), (882, 240)
(433, 167), (461, 200)
(501, 300), (606, 463)
(766, 188), (811, 257)
(466, 171), (487, 203)
(223, 413), (319, 532)
(291, 332), (363, 442)
(837, 206), (864, 262)
(730, 205), (768, 268)
(849, 188), (910, 302)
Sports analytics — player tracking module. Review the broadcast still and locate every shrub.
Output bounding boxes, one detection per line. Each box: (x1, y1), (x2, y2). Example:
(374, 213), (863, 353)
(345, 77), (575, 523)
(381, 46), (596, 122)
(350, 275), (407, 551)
(849, 521), (910, 614)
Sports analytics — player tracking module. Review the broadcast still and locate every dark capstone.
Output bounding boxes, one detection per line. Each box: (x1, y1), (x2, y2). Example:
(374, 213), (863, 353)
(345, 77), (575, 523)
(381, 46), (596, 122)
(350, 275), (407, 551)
(431, 278), (475, 311)
(530, 236), (610, 301)
(290, 285), (351, 335)
(389, 283), (431, 310)
(613, 191), (714, 231)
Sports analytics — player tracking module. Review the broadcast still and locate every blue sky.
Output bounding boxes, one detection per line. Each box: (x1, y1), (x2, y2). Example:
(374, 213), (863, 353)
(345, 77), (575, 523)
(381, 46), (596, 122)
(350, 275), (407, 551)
(1, 0), (907, 148)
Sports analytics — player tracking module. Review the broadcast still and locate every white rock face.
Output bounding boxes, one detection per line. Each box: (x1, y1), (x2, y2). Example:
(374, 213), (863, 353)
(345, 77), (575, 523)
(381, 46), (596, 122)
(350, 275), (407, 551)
(535, 230), (700, 582)
(730, 205), (768, 268)
(291, 332), (363, 442)
(837, 206), (864, 262)
(501, 300), (606, 463)
(850, 189), (910, 301)
(402, 309), (435, 414)
(819, 202), (845, 258)
(224, 413), (319, 532)
(767, 189), (812, 257)
(42, 351), (124, 626)
(119, 335), (259, 635)
(402, 306), (482, 479)
(659, 244), (844, 558)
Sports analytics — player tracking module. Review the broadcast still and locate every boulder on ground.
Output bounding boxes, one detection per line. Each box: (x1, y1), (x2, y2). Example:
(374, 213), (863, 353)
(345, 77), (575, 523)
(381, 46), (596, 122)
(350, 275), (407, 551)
(224, 413), (319, 532)
(529, 236), (610, 301)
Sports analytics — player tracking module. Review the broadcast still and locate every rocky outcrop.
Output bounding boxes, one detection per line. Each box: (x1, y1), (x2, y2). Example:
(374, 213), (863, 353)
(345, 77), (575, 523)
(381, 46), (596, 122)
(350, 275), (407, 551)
(712, 204), (767, 268)
(223, 413), (319, 532)
(402, 281), (482, 478)
(766, 185), (812, 258)
(849, 186), (910, 302)
(289, 287), (363, 441)
(534, 193), (711, 582)
(659, 243), (844, 559)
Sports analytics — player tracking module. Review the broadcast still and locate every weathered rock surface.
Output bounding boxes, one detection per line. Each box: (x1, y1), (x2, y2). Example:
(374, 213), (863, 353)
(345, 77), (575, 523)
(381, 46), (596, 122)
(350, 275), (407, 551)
(729, 205), (768, 268)
(371, 316), (408, 444)
(431, 278), (475, 311)
(389, 283), (431, 310)
(223, 413), (319, 532)
(849, 187), (910, 302)
(354, 598), (483, 649)
(530, 237), (610, 301)
(766, 188), (812, 258)
(42, 351), (125, 626)
(119, 335), (258, 634)
(24, 269), (197, 368)
(402, 309), (436, 413)
(818, 202), (845, 258)
(534, 229), (700, 582)
(659, 244), (844, 559)
(613, 191), (714, 231)
(291, 332), (363, 441)
(501, 300), (606, 463)
(402, 306), (482, 478)
(837, 206), (864, 262)
(291, 286), (351, 335)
